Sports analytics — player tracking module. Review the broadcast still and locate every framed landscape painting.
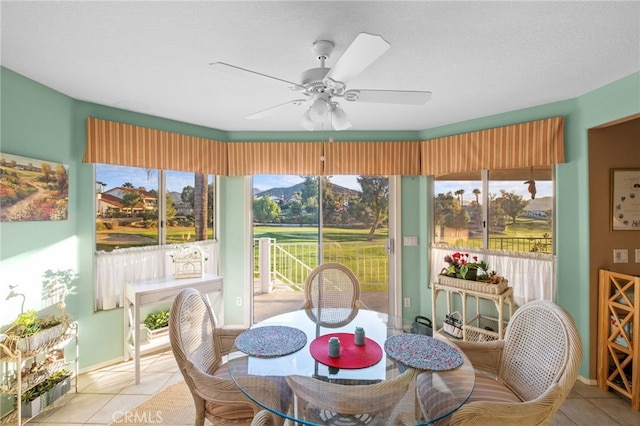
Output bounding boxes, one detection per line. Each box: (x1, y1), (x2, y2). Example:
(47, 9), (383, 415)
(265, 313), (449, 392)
(0, 152), (69, 222)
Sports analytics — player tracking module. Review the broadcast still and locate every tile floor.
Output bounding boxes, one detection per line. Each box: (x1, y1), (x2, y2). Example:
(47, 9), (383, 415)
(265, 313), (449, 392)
(23, 349), (640, 426)
(27, 350), (183, 426)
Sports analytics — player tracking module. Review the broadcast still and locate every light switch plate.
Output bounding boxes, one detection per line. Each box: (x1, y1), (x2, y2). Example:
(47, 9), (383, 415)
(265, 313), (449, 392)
(613, 249), (628, 263)
(636, 249), (640, 263)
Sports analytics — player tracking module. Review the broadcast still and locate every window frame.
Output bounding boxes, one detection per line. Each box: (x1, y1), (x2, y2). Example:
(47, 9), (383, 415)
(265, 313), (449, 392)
(431, 167), (557, 305)
(93, 165), (218, 312)
(95, 165), (216, 251)
(432, 168), (555, 254)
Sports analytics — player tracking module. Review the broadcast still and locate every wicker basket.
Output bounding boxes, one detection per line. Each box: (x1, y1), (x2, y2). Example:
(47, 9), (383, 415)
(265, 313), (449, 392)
(438, 275), (508, 294)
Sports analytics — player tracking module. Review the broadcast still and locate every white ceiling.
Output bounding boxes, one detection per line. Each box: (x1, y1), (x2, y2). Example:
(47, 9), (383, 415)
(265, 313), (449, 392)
(2, 1), (639, 133)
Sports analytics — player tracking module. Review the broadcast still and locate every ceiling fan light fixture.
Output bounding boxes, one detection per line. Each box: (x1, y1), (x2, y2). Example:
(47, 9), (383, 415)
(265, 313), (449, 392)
(309, 97), (329, 121)
(330, 103), (352, 131)
(299, 109), (316, 131)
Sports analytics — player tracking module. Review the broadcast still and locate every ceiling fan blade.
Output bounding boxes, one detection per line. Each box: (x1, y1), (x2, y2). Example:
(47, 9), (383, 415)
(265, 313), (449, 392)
(324, 33), (391, 87)
(343, 89), (432, 105)
(246, 99), (307, 120)
(210, 62), (305, 91)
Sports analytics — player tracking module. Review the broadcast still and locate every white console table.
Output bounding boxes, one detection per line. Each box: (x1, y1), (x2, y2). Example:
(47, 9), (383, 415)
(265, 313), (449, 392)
(124, 274), (224, 384)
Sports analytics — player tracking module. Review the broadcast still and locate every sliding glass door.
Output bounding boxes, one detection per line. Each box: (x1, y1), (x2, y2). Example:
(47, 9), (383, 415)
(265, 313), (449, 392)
(251, 175), (391, 322)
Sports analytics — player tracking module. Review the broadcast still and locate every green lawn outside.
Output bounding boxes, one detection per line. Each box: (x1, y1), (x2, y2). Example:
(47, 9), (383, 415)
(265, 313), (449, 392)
(252, 225), (388, 243)
(96, 226), (214, 252)
(437, 217), (553, 253)
(253, 225), (389, 290)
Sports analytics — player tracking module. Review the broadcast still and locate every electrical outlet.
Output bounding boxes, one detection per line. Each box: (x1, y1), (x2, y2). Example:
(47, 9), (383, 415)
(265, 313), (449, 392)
(235, 297), (242, 306)
(404, 297), (411, 308)
(403, 236), (418, 246)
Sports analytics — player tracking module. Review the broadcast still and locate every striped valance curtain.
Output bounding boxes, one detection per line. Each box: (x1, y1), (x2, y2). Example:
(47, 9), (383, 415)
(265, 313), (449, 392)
(84, 116), (564, 176)
(420, 116), (564, 175)
(83, 118), (228, 175)
(227, 141), (323, 176)
(323, 141), (421, 175)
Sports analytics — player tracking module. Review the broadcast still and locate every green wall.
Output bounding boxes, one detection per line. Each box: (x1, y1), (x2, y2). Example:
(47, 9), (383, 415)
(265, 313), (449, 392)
(1, 66), (639, 377)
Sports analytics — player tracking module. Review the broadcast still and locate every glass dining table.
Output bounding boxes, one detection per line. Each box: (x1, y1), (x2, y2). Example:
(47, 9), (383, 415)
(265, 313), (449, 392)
(227, 308), (475, 425)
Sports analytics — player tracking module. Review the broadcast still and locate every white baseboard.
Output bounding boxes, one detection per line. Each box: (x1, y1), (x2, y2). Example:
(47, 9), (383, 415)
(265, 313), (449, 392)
(577, 375), (597, 386)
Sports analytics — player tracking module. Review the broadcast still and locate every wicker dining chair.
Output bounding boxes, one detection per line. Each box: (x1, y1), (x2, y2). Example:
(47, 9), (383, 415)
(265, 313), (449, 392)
(302, 263), (367, 327)
(286, 367), (420, 425)
(169, 288), (289, 426)
(250, 410), (278, 426)
(419, 300), (582, 425)
(303, 263), (366, 309)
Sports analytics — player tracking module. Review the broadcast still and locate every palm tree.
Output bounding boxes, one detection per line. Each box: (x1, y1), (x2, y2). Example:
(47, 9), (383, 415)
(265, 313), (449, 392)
(472, 188), (481, 205)
(194, 174), (208, 240)
(96, 181), (107, 194)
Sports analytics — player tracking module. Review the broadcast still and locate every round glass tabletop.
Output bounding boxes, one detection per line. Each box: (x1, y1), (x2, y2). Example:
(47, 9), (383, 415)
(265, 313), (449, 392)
(227, 309), (474, 425)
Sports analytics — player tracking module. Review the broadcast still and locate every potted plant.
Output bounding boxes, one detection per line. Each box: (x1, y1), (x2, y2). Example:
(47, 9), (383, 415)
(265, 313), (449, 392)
(20, 369), (71, 418)
(11, 310), (67, 354)
(439, 252), (507, 293)
(144, 310), (170, 341)
(5, 270), (76, 354)
(441, 252), (489, 281)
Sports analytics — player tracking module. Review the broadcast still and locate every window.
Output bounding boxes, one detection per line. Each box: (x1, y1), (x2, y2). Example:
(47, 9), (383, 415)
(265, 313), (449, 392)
(433, 167), (553, 253)
(433, 171), (482, 248)
(432, 167), (555, 305)
(94, 164), (217, 311)
(95, 165), (215, 251)
(487, 168), (552, 254)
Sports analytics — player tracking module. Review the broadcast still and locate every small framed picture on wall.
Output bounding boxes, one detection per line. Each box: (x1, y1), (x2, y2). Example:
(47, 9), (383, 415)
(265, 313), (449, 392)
(611, 168), (640, 230)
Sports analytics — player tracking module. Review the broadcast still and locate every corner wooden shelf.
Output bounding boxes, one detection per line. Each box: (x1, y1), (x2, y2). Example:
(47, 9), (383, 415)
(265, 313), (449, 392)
(597, 269), (640, 411)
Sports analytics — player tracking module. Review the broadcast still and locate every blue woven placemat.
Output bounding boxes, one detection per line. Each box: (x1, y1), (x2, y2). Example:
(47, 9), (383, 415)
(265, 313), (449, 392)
(235, 326), (307, 358)
(384, 334), (463, 371)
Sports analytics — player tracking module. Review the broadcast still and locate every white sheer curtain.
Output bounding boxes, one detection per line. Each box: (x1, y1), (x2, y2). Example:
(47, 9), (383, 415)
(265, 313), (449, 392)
(94, 240), (219, 311)
(430, 245), (556, 306)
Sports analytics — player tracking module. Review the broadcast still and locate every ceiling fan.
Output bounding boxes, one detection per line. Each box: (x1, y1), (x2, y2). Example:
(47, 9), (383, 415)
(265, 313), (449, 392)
(210, 33), (432, 131)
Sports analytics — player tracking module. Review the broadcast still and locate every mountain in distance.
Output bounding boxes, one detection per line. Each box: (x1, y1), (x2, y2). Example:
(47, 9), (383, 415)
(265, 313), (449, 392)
(523, 196), (552, 211)
(170, 191), (182, 203)
(254, 182), (360, 199)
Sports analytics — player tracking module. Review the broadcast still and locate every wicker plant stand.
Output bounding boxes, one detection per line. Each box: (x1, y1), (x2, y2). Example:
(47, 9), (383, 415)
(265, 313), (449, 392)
(432, 277), (515, 342)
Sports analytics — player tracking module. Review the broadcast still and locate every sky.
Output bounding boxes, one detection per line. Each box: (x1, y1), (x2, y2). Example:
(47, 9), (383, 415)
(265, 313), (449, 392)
(96, 165), (203, 193)
(96, 165), (360, 193)
(96, 165), (550, 200)
(436, 180), (552, 202)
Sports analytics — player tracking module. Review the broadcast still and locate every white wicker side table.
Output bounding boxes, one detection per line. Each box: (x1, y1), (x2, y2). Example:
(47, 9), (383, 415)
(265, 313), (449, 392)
(431, 280), (515, 341)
